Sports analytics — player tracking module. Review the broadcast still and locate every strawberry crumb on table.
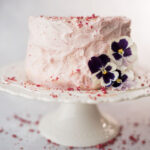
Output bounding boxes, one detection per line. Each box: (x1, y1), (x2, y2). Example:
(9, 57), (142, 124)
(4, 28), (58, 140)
(0, 91), (150, 150)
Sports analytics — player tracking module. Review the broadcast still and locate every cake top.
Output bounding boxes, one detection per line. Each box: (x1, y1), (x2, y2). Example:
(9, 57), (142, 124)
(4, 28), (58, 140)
(32, 14), (130, 29)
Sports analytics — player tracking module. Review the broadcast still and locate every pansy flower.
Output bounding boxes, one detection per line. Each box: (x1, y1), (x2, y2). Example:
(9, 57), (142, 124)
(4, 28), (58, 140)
(88, 54), (119, 87)
(110, 36), (137, 67)
(112, 69), (128, 87)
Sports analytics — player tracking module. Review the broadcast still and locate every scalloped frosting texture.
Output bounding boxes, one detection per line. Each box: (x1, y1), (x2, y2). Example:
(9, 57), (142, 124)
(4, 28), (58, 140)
(25, 15), (131, 90)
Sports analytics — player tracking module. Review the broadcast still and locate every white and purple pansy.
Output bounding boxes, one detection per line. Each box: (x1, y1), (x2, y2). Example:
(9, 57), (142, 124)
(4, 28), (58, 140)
(110, 36), (137, 67)
(112, 69), (128, 87)
(88, 54), (119, 87)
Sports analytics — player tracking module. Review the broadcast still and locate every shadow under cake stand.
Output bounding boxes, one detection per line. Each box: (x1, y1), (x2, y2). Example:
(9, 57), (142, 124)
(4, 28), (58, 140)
(0, 62), (150, 147)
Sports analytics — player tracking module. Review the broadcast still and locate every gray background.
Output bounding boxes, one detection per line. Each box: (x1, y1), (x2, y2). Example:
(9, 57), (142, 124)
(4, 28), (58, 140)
(0, 0), (150, 150)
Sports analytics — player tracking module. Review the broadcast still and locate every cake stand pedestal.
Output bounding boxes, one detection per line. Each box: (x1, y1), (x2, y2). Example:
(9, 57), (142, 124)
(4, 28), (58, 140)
(39, 103), (119, 147)
(0, 63), (149, 147)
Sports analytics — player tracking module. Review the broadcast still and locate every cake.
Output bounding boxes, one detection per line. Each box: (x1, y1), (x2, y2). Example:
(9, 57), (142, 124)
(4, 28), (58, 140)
(25, 14), (137, 90)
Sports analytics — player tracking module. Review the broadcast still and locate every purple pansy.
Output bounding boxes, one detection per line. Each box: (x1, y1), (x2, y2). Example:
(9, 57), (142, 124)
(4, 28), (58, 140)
(111, 38), (132, 60)
(88, 54), (119, 87)
(112, 70), (128, 87)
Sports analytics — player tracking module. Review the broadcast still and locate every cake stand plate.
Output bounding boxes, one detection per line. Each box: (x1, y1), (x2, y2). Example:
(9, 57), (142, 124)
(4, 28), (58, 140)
(0, 62), (150, 147)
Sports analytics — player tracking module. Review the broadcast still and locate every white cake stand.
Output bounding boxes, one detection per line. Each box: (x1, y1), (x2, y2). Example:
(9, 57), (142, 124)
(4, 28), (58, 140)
(0, 62), (150, 147)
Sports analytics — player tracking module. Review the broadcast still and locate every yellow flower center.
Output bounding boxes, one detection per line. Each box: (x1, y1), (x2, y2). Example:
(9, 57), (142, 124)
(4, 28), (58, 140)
(102, 69), (107, 75)
(118, 49), (124, 55)
(116, 78), (122, 83)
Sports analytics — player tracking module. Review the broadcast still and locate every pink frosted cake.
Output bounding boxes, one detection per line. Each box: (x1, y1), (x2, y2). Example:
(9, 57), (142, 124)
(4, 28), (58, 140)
(25, 14), (137, 90)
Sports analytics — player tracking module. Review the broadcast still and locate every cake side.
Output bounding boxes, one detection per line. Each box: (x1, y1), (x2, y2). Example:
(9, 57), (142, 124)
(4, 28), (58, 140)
(25, 15), (131, 90)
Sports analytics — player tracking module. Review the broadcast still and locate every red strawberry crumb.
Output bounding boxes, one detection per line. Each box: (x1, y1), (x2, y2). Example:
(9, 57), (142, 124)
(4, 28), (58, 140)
(35, 120), (39, 125)
(122, 140), (126, 144)
(50, 94), (58, 98)
(86, 22), (88, 25)
(37, 130), (40, 134)
(69, 93), (72, 96)
(95, 144), (103, 149)
(76, 69), (80, 72)
(56, 77), (59, 81)
(19, 123), (23, 127)
(12, 134), (17, 138)
(142, 140), (146, 144)
(129, 135), (139, 143)
(101, 87), (107, 94)
(69, 146), (74, 149)
(20, 147), (24, 150)
(36, 84), (41, 87)
(14, 115), (31, 124)
(76, 86), (80, 91)
(0, 128), (4, 133)
(78, 23), (83, 28)
(97, 94), (101, 97)
(7, 77), (17, 82)
(141, 83), (144, 87)
(133, 122), (139, 127)
(67, 88), (74, 91)
(68, 21), (71, 23)
(29, 129), (34, 132)
(47, 139), (51, 144)
(90, 25), (93, 29)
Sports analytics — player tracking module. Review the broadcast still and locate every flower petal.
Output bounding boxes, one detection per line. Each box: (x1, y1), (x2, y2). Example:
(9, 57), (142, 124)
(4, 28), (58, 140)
(122, 74), (128, 82)
(103, 75), (111, 84)
(111, 71), (119, 81)
(113, 53), (122, 60)
(118, 39), (128, 50)
(123, 48), (132, 57)
(106, 62), (117, 72)
(106, 72), (115, 80)
(99, 54), (110, 66)
(116, 69), (122, 78)
(111, 41), (120, 52)
(112, 82), (122, 87)
(101, 77), (112, 87)
(88, 57), (102, 73)
(105, 66), (112, 72)
(96, 71), (103, 79)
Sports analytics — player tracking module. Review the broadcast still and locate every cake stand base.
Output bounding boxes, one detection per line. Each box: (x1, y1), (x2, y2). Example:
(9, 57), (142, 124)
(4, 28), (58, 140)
(39, 103), (120, 147)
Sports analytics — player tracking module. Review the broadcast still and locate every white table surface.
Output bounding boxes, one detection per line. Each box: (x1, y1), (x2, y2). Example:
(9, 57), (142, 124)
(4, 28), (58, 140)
(0, 91), (150, 150)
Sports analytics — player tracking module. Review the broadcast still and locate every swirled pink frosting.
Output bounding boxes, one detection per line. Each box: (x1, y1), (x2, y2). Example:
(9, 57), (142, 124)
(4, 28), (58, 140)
(25, 15), (131, 90)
